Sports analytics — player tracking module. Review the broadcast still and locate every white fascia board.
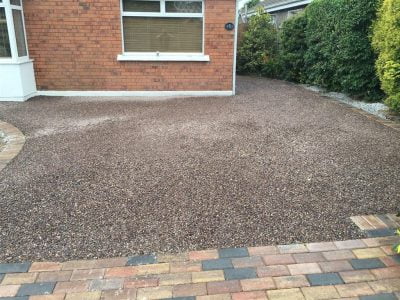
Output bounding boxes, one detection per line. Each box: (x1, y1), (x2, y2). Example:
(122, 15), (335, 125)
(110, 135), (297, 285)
(266, 0), (312, 13)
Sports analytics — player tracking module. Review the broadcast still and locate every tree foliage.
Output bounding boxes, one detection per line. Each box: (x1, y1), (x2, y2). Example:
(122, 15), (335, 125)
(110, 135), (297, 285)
(372, 0), (400, 112)
(237, 9), (279, 76)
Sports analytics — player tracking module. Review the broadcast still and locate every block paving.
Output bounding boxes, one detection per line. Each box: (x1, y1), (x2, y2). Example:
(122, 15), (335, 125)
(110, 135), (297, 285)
(0, 233), (399, 299)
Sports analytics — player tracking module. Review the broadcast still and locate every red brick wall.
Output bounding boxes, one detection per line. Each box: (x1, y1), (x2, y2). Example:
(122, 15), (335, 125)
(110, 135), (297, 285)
(23, 0), (236, 92)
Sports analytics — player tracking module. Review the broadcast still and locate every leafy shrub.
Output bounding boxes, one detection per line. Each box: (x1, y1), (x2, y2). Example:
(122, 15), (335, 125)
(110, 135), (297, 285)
(279, 13), (308, 83)
(372, 0), (400, 113)
(304, 0), (383, 101)
(237, 9), (279, 76)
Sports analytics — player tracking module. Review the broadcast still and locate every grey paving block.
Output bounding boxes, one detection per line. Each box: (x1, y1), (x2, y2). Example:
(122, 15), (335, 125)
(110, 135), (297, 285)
(0, 262), (31, 274)
(307, 273), (343, 286)
(218, 248), (249, 258)
(391, 255), (400, 264)
(202, 258), (233, 270)
(366, 228), (396, 237)
(0, 273), (4, 282)
(224, 267), (257, 280)
(377, 214), (399, 229)
(16, 282), (56, 296)
(0, 297), (29, 300)
(126, 254), (156, 266)
(360, 293), (397, 300)
(162, 298), (195, 300)
(350, 258), (386, 270)
(89, 278), (124, 291)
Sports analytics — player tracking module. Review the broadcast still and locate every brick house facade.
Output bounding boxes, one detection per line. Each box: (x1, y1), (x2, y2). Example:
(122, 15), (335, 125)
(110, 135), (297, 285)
(0, 0), (238, 101)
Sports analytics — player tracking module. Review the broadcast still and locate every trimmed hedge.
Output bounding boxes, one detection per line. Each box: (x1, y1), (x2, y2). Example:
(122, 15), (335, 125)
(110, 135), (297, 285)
(279, 13), (308, 83)
(372, 0), (400, 113)
(303, 0), (383, 101)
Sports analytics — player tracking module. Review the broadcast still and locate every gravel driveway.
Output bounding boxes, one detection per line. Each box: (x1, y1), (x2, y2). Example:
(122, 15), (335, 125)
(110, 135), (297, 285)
(0, 76), (399, 262)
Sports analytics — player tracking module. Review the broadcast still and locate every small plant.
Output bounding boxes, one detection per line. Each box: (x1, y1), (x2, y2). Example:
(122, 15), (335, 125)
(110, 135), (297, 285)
(393, 228), (400, 254)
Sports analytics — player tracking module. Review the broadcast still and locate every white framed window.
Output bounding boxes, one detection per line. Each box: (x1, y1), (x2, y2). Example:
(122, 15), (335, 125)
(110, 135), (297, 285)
(118, 0), (210, 61)
(0, 0), (29, 63)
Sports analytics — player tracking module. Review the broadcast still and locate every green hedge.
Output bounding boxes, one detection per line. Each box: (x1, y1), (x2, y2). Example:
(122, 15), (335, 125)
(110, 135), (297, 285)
(279, 14), (308, 83)
(303, 0), (383, 101)
(372, 0), (400, 113)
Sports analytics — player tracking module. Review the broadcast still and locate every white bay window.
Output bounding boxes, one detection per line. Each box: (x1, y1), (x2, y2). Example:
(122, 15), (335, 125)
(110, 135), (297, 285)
(118, 0), (209, 61)
(0, 0), (36, 101)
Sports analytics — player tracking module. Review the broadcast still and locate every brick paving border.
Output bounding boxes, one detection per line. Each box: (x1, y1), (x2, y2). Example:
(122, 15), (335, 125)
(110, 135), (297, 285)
(0, 120), (25, 172)
(0, 233), (399, 299)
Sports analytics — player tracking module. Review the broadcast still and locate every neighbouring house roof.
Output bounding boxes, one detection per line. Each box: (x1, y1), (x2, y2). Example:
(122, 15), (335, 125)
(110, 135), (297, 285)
(264, 0), (312, 12)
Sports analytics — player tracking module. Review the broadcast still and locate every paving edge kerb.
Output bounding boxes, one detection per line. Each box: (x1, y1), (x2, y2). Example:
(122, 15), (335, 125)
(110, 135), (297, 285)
(0, 120), (25, 172)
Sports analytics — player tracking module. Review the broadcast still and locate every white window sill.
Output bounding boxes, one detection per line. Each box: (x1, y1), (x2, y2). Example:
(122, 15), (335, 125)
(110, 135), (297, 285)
(0, 58), (33, 65)
(117, 53), (210, 62)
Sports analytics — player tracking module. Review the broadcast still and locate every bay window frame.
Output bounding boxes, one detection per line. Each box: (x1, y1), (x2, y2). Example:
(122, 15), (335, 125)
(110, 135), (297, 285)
(0, 0), (30, 64)
(118, 0), (209, 61)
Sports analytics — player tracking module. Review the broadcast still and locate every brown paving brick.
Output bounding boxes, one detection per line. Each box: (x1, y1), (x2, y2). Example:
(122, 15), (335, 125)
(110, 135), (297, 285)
(232, 290), (268, 300)
(306, 242), (337, 252)
(172, 282), (207, 297)
(100, 288), (137, 300)
(29, 295), (66, 300)
(197, 293), (231, 300)
(158, 272), (192, 286)
(368, 278), (400, 293)
(293, 253), (326, 263)
(339, 270), (375, 283)
(274, 275), (310, 289)
(380, 256), (400, 267)
(170, 261), (202, 273)
(256, 265), (290, 277)
(29, 262), (62, 273)
(1, 272), (37, 284)
(92, 258), (128, 269)
(192, 270), (225, 283)
(189, 250), (219, 261)
(65, 291), (101, 300)
(319, 260), (353, 273)
(157, 253), (188, 263)
(335, 282), (375, 297)
(301, 285), (339, 300)
(381, 245), (395, 255)
(62, 260), (97, 271)
(232, 256), (265, 268)
(353, 248), (387, 259)
(350, 216), (375, 230)
(0, 284), (20, 297)
(322, 250), (355, 261)
(248, 246), (278, 256)
(334, 240), (366, 250)
(267, 288), (305, 300)
(134, 263), (170, 276)
(288, 263), (322, 275)
(370, 266), (400, 279)
(278, 244), (308, 254)
(70, 269), (105, 281)
(105, 266), (138, 278)
(240, 277), (275, 291)
(363, 236), (400, 247)
(263, 254), (295, 266)
(124, 277), (159, 289)
(136, 286), (173, 299)
(36, 271), (72, 283)
(364, 215), (387, 229)
(54, 281), (90, 294)
(207, 280), (241, 294)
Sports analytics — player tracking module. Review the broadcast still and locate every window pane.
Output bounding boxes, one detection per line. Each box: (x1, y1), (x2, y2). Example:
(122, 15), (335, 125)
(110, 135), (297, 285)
(123, 0), (160, 12)
(10, 0), (21, 5)
(123, 17), (202, 53)
(12, 9), (27, 57)
(0, 7), (11, 58)
(166, 1), (202, 13)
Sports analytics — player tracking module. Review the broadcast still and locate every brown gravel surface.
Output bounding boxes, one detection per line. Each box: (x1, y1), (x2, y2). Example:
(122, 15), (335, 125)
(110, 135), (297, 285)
(0, 76), (399, 262)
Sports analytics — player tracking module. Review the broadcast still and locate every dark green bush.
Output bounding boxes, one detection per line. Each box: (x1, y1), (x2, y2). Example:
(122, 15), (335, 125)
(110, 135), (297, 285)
(304, 0), (383, 101)
(372, 0), (400, 113)
(237, 9), (279, 76)
(279, 13), (308, 83)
